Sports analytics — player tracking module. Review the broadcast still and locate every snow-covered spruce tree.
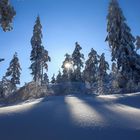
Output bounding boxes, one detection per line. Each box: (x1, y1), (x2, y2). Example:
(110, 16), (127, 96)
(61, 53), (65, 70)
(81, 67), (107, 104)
(30, 16), (42, 83)
(1, 76), (12, 97)
(56, 70), (62, 83)
(61, 53), (73, 82)
(5, 52), (21, 92)
(41, 48), (51, 84)
(43, 73), (49, 85)
(109, 62), (120, 93)
(71, 42), (84, 82)
(0, 0), (16, 31)
(30, 16), (50, 85)
(83, 48), (99, 87)
(51, 74), (56, 84)
(110, 62), (127, 92)
(97, 53), (109, 95)
(106, 0), (136, 88)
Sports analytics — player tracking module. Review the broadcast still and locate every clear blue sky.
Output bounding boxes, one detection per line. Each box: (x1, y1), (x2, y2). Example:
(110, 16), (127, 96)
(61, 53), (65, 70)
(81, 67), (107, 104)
(0, 0), (140, 86)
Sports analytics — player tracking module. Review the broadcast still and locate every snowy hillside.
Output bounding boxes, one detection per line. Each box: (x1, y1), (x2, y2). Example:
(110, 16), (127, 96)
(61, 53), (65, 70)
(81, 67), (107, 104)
(0, 93), (140, 140)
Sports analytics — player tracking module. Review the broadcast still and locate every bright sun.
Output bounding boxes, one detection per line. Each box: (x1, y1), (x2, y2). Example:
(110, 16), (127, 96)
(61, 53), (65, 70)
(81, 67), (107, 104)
(65, 62), (72, 69)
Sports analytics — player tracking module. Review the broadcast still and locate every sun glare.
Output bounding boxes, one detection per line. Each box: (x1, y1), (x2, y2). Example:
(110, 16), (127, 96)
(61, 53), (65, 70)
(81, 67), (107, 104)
(65, 62), (72, 69)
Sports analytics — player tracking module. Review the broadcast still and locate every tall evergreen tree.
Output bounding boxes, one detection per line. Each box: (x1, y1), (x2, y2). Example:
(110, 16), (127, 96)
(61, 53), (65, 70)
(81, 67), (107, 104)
(43, 73), (49, 85)
(5, 52), (21, 92)
(0, 0), (16, 31)
(61, 53), (73, 82)
(98, 53), (109, 95)
(83, 48), (99, 86)
(41, 48), (51, 84)
(30, 16), (50, 84)
(106, 0), (136, 87)
(1, 76), (11, 97)
(72, 42), (84, 82)
(30, 16), (42, 83)
(110, 62), (120, 92)
(51, 74), (56, 84)
(56, 70), (62, 83)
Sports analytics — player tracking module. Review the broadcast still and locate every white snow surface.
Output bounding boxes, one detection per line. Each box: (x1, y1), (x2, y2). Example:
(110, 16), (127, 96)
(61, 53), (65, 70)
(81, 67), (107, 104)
(0, 93), (140, 140)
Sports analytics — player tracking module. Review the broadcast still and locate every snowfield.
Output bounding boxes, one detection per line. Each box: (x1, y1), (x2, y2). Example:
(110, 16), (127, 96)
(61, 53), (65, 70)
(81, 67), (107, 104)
(0, 93), (140, 140)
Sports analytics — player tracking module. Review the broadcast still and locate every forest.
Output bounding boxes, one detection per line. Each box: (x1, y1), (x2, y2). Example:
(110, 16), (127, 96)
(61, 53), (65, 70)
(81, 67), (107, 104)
(1, 0), (140, 103)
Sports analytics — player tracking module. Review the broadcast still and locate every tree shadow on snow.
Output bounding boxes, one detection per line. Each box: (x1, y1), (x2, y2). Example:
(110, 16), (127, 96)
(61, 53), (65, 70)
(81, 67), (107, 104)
(0, 95), (140, 140)
(114, 93), (140, 109)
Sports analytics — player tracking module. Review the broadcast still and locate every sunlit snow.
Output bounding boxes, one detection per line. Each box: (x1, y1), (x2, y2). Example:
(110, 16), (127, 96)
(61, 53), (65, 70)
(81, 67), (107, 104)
(0, 93), (140, 140)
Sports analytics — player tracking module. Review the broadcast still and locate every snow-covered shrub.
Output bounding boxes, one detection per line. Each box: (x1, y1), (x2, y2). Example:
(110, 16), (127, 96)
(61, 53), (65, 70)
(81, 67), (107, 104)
(50, 82), (87, 95)
(6, 81), (49, 103)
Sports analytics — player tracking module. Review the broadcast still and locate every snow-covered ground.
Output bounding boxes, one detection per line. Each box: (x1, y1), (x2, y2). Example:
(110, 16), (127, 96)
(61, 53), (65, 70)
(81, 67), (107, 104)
(0, 93), (140, 140)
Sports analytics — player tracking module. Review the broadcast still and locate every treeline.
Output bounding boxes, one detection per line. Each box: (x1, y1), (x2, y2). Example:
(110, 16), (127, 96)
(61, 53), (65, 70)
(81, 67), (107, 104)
(1, 0), (140, 99)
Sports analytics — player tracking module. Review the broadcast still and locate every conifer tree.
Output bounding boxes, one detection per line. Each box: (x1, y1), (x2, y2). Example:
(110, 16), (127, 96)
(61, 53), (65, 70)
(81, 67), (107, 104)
(30, 16), (42, 83)
(43, 73), (49, 85)
(56, 70), (62, 83)
(1, 76), (11, 97)
(106, 0), (136, 87)
(98, 53), (109, 95)
(83, 48), (99, 86)
(61, 53), (73, 82)
(51, 74), (56, 84)
(0, 0), (16, 31)
(110, 62), (120, 92)
(5, 52), (21, 92)
(41, 48), (51, 84)
(30, 16), (50, 84)
(72, 42), (84, 82)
